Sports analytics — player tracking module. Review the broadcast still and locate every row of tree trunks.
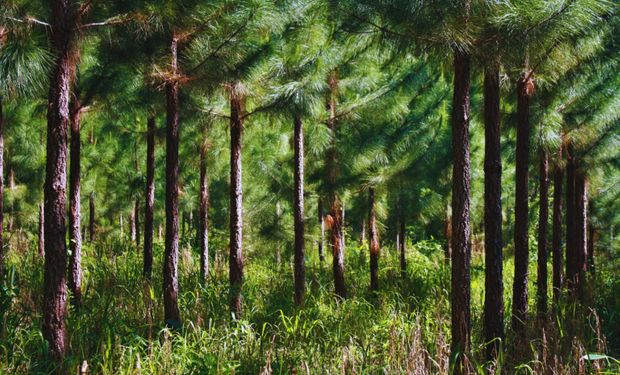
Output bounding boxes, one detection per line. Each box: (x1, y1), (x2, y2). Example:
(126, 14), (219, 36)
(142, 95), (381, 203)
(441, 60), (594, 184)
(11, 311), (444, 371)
(450, 49), (472, 374)
(163, 35), (181, 328)
(199, 141), (210, 284)
(68, 97), (83, 307)
(293, 114), (306, 305)
(537, 149), (549, 318)
(551, 145), (563, 304)
(43, 0), (74, 359)
(483, 60), (504, 361)
(143, 117), (155, 279)
(368, 188), (379, 292)
(229, 82), (245, 318)
(512, 71), (533, 349)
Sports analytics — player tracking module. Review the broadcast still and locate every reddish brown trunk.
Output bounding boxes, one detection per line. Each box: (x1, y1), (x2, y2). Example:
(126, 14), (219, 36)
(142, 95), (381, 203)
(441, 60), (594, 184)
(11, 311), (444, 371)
(537, 149), (549, 317)
(551, 145), (563, 303)
(199, 142), (209, 283)
(144, 117), (155, 279)
(293, 114), (306, 305)
(565, 144), (577, 291)
(163, 36), (181, 327)
(318, 198), (325, 264)
(43, 0), (74, 359)
(368, 188), (379, 292)
(39, 202), (45, 257)
(512, 72), (533, 346)
(68, 98), (82, 307)
(229, 83), (245, 318)
(450, 50), (472, 371)
(483, 61), (504, 360)
(0, 98), (4, 276)
(89, 192), (95, 242)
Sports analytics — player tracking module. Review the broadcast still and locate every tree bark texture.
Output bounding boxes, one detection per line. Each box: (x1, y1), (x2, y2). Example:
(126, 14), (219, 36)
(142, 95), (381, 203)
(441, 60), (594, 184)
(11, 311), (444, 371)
(68, 98), (82, 306)
(575, 170), (588, 295)
(293, 114), (306, 305)
(318, 198), (325, 264)
(551, 145), (563, 303)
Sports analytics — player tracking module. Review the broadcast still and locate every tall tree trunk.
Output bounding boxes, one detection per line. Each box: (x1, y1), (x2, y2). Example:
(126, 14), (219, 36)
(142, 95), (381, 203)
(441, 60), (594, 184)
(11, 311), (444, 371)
(89, 193), (95, 242)
(512, 71), (533, 346)
(68, 98), (82, 307)
(399, 214), (406, 277)
(450, 50), (472, 371)
(163, 36), (181, 327)
(326, 72), (346, 298)
(0, 98), (4, 276)
(483, 61), (504, 361)
(293, 114), (306, 306)
(39, 202), (45, 257)
(318, 198), (325, 264)
(43, 0), (74, 359)
(199, 142), (209, 283)
(229, 82), (245, 318)
(587, 223), (595, 275)
(134, 200), (140, 248)
(144, 117), (155, 279)
(368, 188), (379, 292)
(129, 208), (136, 242)
(575, 170), (588, 295)
(565, 144), (577, 291)
(551, 145), (563, 304)
(537, 149), (549, 317)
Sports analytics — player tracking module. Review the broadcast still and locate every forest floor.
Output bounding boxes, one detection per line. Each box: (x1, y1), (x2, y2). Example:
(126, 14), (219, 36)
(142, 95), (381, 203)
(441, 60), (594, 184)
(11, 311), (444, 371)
(0, 230), (618, 374)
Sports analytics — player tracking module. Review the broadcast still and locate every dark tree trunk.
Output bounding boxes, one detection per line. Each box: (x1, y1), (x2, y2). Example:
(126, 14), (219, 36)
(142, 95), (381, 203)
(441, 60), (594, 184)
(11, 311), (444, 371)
(537, 149), (549, 317)
(575, 171), (588, 295)
(144, 117), (155, 279)
(512, 72), (533, 345)
(326, 72), (346, 298)
(199, 142), (209, 283)
(39, 202), (45, 257)
(229, 83), (245, 318)
(68, 98), (82, 307)
(483, 62), (504, 361)
(565, 144), (577, 291)
(551, 145), (563, 304)
(163, 36), (181, 327)
(134, 200), (140, 248)
(89, 193), (95, 242)
(318, 198), (325, 264)
(450, 50), (472, 371)
(368, 188), (379, 292)
(293, 114), (306, 306)
(399, 214), (406, 277)
(43, 0), (74, 359)
(0, 98), (4, 276)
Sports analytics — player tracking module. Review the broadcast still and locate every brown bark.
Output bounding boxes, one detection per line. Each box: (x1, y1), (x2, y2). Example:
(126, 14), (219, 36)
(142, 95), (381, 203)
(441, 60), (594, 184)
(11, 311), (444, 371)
(89, 192), (95, 242)
(144, 117), (155, 279)
(551, 145), (563, 303)
(537, 149), (549, 317)
(450, 50), (472, 371)
(325, 72), (346, 298)
(368, 188), (379, 292)
(318, 198), (325, 264)
(199, 142), (209, 283)
(483, 62), (504, 361)
(293, 114), (306, 305)
(0, 98), (4, 276)
(68, 98), (82, 307)
(229, 82), (245, 318)
(43, 0), (74, 359)
(163, 35), (181, 327)
(39, 202), (45, 257)
(512, 72), (533, 346)
(565, 144), (577, 291)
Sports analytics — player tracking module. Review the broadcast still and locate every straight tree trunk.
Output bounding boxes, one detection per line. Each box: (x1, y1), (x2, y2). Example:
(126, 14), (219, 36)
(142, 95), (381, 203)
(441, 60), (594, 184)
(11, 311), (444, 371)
(199, 142), (209, 283)
(68, 98), (82, 306)
(293, 114), (306, 306)
(565, 144), (577, 291)
(512, 72), (533, 346)
(483, 61), (504, 361)
(229, 82), (245, 318)
(537, 149), (549, 317)
(575, 171), (588, 295)
(144, 117), (155, 279)
(318, 198), (325, 264)
(129, 208), (136, 242)
(0, 98), (4, 276)
(163, 35), (181, 327)
(368, 188), (379, 292)
(39, 202), (45, 257)
(587, 223), (595, 275)
(89, 193), (95, 242)
(450, 50), (472, 372)
(551, 145), (563, 303)
(43, 0), (74, 359)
